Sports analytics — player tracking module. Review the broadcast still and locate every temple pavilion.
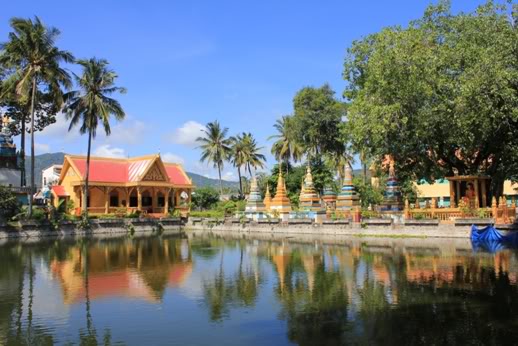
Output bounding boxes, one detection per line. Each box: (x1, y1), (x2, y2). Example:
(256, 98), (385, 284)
(52, 154), (193, 216)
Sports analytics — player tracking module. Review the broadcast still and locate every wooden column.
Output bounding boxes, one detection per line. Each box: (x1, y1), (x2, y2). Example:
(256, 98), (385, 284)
(151, 187), (157, 212)
(137, 187), (142, 211)
(481, 181), (487, 207)
(474, 179), (480, 208)
(104, 187), (111, 214)
(164, 188), (170, 213)
(456, 181), (461, 206)
(449, 181), (455, 207)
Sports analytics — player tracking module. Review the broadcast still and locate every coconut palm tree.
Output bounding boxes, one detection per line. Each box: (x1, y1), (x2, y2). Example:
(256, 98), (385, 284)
(268, 116), (303, 174)
(242, 132), (266, 177)
(0, 17), (73, 217)
(64, 58), (126, 217)
(196, 121), (232, 196)
(229, 133), (246, 197)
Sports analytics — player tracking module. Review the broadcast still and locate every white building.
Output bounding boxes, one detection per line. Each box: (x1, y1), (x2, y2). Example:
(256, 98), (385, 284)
(42, 164), (62, 188)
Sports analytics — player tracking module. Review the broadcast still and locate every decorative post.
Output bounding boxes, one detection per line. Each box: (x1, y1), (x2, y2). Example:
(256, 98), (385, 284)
(104, 187), (111, 214)
(414, 198), (420, 209)
(449, 180), (455, 209)
(137, 187), (142, 212)
(164, 188), (170, 214)
(404, 198), (410, 219)
(492, 196), (498, 221)
(473, 179), (479, 208)
(481, 181), (487, 207)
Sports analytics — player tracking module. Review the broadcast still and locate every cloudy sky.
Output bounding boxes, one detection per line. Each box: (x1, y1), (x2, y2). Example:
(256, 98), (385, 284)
(1, 0), (485, 181)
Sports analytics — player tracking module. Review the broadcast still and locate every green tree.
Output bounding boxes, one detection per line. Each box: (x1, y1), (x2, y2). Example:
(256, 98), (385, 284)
(196, 121), (232, 196)
(192, 187), (220, 210)
(0, 186), (21, 220)
(0, 17), (73, 217)
(229, 133), (246, 197)
(64, 58), (126, 216)
(343, 1), (518, 197)
(241, 132), (266, 176)
(269, 116), (303, 173)
(291, 84), (346, 160)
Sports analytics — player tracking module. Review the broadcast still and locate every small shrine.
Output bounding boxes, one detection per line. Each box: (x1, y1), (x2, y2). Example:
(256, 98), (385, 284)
(298, 165), (322, 211)
(270, 168), (292, 218)
(336, 165), (359, 212)
(446, 175), (491, 208)
(380, 161), (403, 212)
(244, 176), (267, 220)
(322, 186), (337, 212)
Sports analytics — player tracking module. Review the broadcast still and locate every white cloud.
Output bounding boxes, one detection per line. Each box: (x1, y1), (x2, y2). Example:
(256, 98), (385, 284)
(161, 152), (185, 165)
(169, 121), (205, 147)
(101, 119), (148, 145)
(93, 145), (126, 158)
(35, 143), (51, 154)
(39, 112), (80, 141)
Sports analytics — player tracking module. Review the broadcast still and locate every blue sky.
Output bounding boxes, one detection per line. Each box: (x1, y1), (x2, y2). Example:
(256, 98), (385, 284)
(1, 0), (487, 181)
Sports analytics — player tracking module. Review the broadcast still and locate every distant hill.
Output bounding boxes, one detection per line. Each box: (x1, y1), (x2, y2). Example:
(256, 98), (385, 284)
(25, 152), (240, 190)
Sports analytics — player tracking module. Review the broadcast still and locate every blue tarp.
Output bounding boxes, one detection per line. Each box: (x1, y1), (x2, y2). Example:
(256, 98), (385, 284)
(470, 225), (518, 252)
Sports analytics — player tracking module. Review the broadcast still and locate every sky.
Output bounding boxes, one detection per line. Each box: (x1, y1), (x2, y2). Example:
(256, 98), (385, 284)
(1, 0), (488, 181)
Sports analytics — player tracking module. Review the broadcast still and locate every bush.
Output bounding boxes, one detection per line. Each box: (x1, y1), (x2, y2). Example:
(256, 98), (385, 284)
(360, 209), (378, 219)
(0, 186), (21, 220)
(31, 207), (47, 221)
(190, 210), (224, 218)
(192, 187), (220, 210)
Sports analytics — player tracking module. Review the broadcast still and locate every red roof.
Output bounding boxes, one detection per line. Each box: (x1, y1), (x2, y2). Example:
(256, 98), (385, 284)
(67, 156), (191, 186)
(52, 185), (69, 197)
(164, 164), (191, 186)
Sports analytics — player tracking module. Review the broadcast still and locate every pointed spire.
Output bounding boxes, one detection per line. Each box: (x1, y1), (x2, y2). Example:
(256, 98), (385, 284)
(245, 175), (265, 212)
(270, 164), (292, 214)
(264, 183), (272, 211)
(337, 163), (359, 212)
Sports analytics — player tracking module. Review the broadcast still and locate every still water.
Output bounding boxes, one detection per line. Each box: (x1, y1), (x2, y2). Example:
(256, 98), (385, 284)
(1, 233), (518, 345)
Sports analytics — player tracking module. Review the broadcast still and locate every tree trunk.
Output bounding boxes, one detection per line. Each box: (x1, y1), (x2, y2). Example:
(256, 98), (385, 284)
(237, 166), (243, 198)
(363, 163), (367, 184)
(218, 163), (223, 197)
(28, 77), (37, 218)
(83, 130), (93, 215)
(20, 114), (26, 187)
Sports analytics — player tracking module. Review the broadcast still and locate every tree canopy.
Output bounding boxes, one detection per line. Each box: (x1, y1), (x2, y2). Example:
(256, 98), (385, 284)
(343, 1), (518, 194)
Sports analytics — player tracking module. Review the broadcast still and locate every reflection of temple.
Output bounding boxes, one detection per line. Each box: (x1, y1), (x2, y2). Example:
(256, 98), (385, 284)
(50, 239), (193, 304)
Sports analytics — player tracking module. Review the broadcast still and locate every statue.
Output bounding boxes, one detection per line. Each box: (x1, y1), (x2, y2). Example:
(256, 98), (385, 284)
(1, 116), (12, 136)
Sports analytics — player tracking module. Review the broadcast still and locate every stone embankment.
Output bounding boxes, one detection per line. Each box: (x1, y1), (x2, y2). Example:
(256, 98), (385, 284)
(186, 217), (518, 239)
(0, 217), (184, 240)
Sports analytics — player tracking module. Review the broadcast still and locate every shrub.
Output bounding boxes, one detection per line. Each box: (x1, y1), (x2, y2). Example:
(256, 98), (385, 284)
(190, 210), (224, 218)
(191, 187), (220, 210)
(0, 186), (21, 220)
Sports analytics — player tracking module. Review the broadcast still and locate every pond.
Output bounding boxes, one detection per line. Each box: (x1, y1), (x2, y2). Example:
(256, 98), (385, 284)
(1, 233), (518, 345)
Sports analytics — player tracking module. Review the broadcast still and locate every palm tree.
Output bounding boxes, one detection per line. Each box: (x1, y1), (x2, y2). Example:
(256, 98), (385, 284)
(64, 58), (126, 216)
(0, 17), (73, 217)
(196, 121), (232, 196)
(229, 133), (246, 197)
(268, 116), (303, 174)
(242, 132), (266, 176)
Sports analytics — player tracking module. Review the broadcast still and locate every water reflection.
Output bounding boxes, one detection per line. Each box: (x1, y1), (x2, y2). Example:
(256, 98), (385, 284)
(1, 234), (518, 345)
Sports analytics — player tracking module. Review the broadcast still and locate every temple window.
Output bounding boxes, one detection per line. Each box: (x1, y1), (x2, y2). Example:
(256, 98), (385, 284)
(142, 190), (152, 207)
(129, 190), (138, 207)
(157, 192), (165, 207)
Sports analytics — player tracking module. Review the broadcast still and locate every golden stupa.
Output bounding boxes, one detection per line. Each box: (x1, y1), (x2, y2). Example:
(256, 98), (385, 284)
(270, 168), (292, 214)
(263, 183), (272, 211)
(299, 165), (323, 211)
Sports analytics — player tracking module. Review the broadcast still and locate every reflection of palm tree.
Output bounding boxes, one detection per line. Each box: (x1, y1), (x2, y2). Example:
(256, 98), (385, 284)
(203, 247), (235, 322)
(234, 244), (262, 307)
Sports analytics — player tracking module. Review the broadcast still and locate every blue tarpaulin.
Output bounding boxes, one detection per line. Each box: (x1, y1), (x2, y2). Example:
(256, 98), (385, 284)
(470, 225), (518, 252)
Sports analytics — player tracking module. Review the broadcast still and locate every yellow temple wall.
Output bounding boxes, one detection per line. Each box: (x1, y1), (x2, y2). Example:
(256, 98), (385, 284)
(57, 166), (81, 208)
(415, 180), (518, 199)
(89, 188), (105, 209)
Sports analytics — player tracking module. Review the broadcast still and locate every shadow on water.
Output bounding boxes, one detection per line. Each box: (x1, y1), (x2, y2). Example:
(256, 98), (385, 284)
(2, 233), (518, 345)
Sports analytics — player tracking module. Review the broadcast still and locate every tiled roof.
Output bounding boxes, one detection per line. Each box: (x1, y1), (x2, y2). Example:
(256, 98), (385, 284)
(52, 185), (69, 197)
(67, 155), (192, 186)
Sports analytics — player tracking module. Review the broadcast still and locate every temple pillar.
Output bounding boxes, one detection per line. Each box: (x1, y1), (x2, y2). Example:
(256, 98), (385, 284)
(164, 188), (170, 213)
(104, 187), (111, 214)
(137, 187), (142, 211)
(152, 187), (157, 212)
(449, 181), (455, 208)
(455, 182), (461, 207)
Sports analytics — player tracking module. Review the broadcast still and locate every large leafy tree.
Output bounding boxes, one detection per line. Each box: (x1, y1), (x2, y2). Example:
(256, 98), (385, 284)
(269, 116), (303, 173)
(0, 17), (73, 217)
(197, 121), (232, 196)
(291, 84), (346, 160)
(64, 58), (126, 216)
(343, 1), (518, 197)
